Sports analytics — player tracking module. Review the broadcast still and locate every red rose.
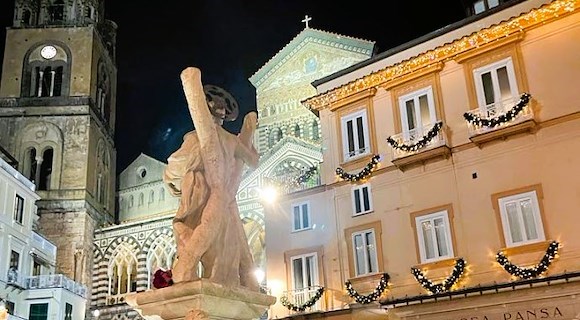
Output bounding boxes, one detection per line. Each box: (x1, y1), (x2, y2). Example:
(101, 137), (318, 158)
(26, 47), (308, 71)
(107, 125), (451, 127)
(152, 269), (174, 288)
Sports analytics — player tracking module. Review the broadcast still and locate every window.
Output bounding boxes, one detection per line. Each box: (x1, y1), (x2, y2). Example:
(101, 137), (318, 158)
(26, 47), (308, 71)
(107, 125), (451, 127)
(146, 234), (176, 289)
(292, 202), (311, 232)
(294, 124), (301, 138)
(473, 0), (500, 14)
(64, 303), (72, 320)
(38, 148), (53, 190)
(48, 0), (65, 22)
(473, 57), (519, 118)
(352, 229), (379, 276)
(498, 190), (545, 247)
(33, 66), (64, 97)
(414, 210), (454, 263)
(9, 250), (20, 270)
(311, 120), (319, 140)
(33, 259), (42, 276)
(138, 193), (144, 206)
(291, 253), (318, 290)
(398, 87), (437, 142)
(108, 244), (138, 296)
(341, 110), (370, 161)
(5, 301), (15, 315)
(29, 303), (48, 320)
(14, 194), (24, 223)
(352, 183), (372, 216)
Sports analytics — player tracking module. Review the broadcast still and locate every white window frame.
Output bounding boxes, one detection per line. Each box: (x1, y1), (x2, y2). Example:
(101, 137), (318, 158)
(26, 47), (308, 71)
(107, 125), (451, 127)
(351, 228), (379, 277)
(415, 210), (454, 263)
(473, 57), (519, 115)
(340, 109), (370, 161)
(352, 183), (373, 216)
(291, 201), (311, 232)
(13, 194), (25, 224)
(398, 86), (437, 142)
(498, 190), (545, 247)
(290, 252), (319, 290)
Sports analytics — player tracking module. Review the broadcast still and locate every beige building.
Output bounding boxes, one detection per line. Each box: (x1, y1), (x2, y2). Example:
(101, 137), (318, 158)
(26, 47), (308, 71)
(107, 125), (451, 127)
(265, 0), (580, 319)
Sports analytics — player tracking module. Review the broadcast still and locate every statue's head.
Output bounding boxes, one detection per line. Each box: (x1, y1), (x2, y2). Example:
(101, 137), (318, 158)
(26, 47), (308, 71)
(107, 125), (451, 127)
(203, 85), (239, 125)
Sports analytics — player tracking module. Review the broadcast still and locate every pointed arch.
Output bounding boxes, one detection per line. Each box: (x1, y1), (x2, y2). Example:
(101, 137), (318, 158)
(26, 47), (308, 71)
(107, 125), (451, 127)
(107, 241), (139, 297)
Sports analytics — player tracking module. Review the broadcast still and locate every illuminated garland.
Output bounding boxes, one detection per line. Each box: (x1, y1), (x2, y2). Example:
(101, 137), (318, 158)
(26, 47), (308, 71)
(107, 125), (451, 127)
(411, 258), (466, 294)
(279, 287), (325, 312)
(463, 93), (531, 127)
(496, 241), (559, 279)
(335, 154), (381, 182)
(295, 165), (317, 184)
(386, 122), (443, 152)
(345, 273), (389, 304)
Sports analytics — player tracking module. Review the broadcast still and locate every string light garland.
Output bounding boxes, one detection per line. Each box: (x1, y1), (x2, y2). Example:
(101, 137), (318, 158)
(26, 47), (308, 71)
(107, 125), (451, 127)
(411, 258), (466, 294)
(496, 241), (559, 279)
(386, 122), (443, 152)
(463, 93), (531, 127)
(303, 0), (577, 111)
(279, 287), (325, 312)
(335, 154), (381, 182)
(294, 165), (318, 185)
(345, 273), (390, 304)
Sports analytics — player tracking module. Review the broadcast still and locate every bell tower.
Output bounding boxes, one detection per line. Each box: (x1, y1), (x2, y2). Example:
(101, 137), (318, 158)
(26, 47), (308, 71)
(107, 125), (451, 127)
(0, 0), (117, 291)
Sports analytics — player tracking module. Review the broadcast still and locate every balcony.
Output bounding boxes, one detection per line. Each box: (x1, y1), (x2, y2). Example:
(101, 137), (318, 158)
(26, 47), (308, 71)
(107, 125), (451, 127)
(22, 274), (88, 298)
(282, 286), (325, 313)
(464, 93), (536, 146)
(31, 231), (57, 258)
(387, 122), (450, 169)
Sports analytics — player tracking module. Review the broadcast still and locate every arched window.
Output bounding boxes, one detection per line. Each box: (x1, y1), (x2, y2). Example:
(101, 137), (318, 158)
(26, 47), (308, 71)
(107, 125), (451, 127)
(311, 120), (320, 140)
(48, 0), (65, 22)
(138, 193), (144, 206)
(96, 140), (110, 207)
(96, 61), (111, 123)
(146, 234), (176, 289)
(22, 9), (32, 25)
(128, 195), (134, 208)
(294, 124), (301, 138)
(24, 147), (37, 182)
(159, 188), (165, 202)
(269, 128), (283, 147)
(149, 190), (155, 204)
(108, 244), (138, 296)
(38, 147), (53, 190)
(24, 44), (69, 98)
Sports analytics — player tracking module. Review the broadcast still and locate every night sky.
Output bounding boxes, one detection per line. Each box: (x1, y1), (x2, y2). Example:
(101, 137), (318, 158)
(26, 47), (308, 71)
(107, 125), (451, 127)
(0, 1), (466, 172)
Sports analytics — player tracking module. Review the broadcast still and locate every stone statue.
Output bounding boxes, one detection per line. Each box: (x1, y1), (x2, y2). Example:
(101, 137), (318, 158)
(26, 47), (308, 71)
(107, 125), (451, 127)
(163, 67), (260, 290)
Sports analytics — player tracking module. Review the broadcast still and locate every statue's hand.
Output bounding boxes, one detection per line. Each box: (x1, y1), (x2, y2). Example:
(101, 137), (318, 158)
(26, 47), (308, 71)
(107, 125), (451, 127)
(180, 67), (202, 84)
(239, 111), (258, 145)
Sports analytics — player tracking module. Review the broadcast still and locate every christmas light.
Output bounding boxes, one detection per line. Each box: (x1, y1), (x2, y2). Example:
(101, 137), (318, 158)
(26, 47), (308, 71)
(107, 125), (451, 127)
(344, 273), (390, 304)
(463, 93), (531, 127)
(411, 258), (466, 294)
(280, 287), (325, 312)
(386, 122), (443, 152)
(303, 0), (577, 111)
(336, 154), (381, 182)
(496, 241), (559, 279)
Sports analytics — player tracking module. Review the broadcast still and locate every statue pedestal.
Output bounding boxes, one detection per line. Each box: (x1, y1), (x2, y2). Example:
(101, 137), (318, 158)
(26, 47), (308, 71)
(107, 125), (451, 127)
(125, 279), (276, 320)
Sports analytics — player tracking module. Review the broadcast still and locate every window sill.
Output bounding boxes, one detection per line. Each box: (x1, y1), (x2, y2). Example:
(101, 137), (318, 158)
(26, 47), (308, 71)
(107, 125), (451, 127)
(347, 272), (385, 286)
(353, 210), (374, 217)
(340, 153), (374, 172)
(499, 240), (553, 256)
(414, 256), (459, 270)
(291, 227), (312, 234)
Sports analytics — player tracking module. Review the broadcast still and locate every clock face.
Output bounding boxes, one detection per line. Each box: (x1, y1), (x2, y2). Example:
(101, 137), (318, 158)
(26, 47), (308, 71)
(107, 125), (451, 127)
(40, 45), (57, 59)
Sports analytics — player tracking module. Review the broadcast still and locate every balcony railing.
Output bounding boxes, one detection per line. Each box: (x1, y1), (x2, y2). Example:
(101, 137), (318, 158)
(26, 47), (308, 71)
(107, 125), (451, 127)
(31, 231), (57, 257)
(388, 122), (447, 160)
(282, 285), (325, 312)
(465, 94), (534, 137)
(6, 272), (88, 298)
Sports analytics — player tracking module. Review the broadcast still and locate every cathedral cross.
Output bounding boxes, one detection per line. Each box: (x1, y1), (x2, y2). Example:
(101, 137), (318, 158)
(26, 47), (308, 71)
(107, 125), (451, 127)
(302, 15), (312, 28)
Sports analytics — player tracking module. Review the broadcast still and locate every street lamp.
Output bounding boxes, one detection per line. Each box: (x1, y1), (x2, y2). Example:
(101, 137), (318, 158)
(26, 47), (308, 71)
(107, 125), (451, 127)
(92, 309), (100, 319)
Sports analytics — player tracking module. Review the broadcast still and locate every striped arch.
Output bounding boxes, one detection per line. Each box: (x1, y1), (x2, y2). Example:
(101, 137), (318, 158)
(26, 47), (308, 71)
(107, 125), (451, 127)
(142, 228), (176, 289)
(103, 235), (140, 262)
(239, 210), (265, 229)
(242, 216), (266, 269)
